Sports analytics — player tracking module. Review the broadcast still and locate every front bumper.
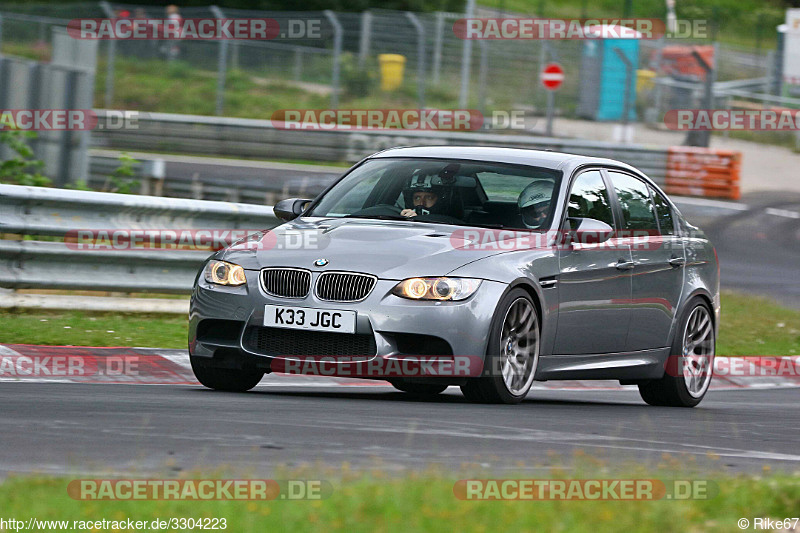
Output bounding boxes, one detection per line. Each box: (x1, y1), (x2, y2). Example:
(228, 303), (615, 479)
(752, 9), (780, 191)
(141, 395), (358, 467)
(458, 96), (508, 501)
(189, 270), (506, 366)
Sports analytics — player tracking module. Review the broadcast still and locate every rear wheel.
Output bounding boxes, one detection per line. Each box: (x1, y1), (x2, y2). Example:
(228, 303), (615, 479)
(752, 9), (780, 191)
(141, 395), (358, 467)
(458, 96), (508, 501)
(639, 298), (715, 407)
(389, 379), (448, 396)
(461, 288), (540, 404)
(191, 357), (264, 392)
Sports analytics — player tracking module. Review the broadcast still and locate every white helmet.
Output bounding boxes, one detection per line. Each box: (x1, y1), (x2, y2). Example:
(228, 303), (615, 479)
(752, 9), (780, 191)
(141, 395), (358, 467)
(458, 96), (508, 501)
(518, 180), (554, 227)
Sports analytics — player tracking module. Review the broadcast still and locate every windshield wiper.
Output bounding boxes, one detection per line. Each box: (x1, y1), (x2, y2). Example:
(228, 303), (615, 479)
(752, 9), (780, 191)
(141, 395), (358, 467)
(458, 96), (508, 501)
(343, 214), (412, 221)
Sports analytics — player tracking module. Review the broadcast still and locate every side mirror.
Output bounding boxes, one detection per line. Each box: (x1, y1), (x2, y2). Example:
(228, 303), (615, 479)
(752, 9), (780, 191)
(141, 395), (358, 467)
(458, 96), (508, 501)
(274, 198), (313, 222)
(562, 217), (614, 245)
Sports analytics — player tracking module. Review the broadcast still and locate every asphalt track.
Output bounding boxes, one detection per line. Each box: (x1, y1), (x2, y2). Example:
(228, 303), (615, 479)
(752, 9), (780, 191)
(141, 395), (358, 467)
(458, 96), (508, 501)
(3, 159), (800, 477)
(1, 383), (798, 476)
(677, 191), (800, 309)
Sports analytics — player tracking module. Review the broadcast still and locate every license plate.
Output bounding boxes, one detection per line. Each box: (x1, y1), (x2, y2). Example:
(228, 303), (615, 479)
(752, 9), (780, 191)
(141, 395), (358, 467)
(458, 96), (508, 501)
(264, 305), (356, 334)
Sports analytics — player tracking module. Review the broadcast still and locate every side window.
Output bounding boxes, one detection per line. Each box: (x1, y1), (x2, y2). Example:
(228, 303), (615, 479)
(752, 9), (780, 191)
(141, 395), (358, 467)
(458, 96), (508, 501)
(650, 186), (675, 235)
(608, 172), (659, 231)
(566, 170), (615, 227)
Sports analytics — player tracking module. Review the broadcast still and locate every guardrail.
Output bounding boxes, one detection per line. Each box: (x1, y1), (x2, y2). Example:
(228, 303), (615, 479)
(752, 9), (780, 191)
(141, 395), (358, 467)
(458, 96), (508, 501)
(87, 152), (340, 203)
(91, 110), (741, 199)
(0, 184), (278, 293)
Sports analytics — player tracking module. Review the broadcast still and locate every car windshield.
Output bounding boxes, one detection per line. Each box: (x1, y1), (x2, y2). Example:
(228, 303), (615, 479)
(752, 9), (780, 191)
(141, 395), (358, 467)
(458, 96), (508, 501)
(307, 158), (562, 230)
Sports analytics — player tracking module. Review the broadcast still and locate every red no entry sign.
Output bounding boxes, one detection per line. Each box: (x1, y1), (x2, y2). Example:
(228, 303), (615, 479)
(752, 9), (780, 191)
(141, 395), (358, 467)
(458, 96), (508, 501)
(541, 63), (564, 91)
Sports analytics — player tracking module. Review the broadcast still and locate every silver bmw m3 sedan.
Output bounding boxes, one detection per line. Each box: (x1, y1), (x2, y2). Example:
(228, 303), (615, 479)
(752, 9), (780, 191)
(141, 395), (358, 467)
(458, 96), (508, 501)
(189, 146), (719, 407)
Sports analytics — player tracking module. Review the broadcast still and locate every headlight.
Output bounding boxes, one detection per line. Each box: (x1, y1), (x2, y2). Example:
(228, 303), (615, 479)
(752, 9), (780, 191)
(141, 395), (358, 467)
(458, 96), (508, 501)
(203, 260), (247, 286)
(392, 277), (482, 301)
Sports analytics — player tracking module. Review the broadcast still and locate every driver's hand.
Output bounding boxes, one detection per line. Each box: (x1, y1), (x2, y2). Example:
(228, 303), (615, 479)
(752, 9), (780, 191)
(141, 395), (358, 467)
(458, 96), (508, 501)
(400, 209), (417, 218)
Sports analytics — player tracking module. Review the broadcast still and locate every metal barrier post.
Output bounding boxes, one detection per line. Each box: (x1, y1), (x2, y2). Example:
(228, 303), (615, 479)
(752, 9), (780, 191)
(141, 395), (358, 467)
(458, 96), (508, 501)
(458, 0), (476, 107)
(0, 56), (7, 162)
(57, 70), (79, 187)
(324, 10), (342, 110)
(99, 2), (116, 108)
(685, 45), (715, 148)
(543, 43), (556, 137)
(0, 57), (9, 108)
(613, 47), (634, 142)
(651, 38), (665, 125)
(211, 6), (228, 116)
(773, 30), (785, 96)
(104, 40), (116, 108)
(478, 40), (488, 115)
(26, 63), (43, 156)
(406, 12), (426, 109)
(293, 48), (303, 82)
(358, 11), (372, 68)
(432, 12), (444, 85)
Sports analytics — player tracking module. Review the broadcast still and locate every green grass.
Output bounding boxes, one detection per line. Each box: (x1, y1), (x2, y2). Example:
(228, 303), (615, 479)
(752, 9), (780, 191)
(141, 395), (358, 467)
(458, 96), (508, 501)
(92, 57), (476, 120)
(0, 468), (798, 532)
(484, 0), (785, 50)
(717, 291), (800, 356)
(94, 59), (332, 119)
(0, 310), (188, 349)
(0, 291), (798, 355)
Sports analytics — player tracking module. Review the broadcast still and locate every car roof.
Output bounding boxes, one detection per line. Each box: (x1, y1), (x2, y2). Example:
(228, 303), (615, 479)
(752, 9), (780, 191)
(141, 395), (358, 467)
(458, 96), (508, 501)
(367, 145), (642, 174)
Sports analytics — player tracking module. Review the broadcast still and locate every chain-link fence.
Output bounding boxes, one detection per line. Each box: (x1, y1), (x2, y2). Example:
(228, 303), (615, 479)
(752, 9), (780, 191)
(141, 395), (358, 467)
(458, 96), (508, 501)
(0, 2), (785, 126)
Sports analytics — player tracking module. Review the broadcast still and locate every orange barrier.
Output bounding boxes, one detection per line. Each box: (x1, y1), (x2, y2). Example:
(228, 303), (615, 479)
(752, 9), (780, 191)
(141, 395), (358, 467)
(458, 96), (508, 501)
(665, 147), (741, 200)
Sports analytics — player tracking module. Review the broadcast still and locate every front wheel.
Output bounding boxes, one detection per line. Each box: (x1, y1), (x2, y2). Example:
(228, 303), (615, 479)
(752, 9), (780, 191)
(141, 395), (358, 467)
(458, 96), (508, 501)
(461, 288), (540, 404)
(191, 357), (264, 392)
(638, 298), (715, 407)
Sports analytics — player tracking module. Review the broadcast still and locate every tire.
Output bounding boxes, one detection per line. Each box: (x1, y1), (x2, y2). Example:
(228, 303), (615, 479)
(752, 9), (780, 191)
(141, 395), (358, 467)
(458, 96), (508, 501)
(460, 288), (540, 404)
(638, 298), (715, 407)
(389, 379), (448, 396)
(191, 357), (264, 392)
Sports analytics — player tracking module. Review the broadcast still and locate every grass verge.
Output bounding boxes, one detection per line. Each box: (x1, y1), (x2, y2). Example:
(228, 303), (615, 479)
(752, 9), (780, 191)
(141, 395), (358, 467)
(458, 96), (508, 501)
(0, 310), (188, 349)
(717, 291), (800, 356)
(0, 291), (797, 355)
(0, 468), (798, 532)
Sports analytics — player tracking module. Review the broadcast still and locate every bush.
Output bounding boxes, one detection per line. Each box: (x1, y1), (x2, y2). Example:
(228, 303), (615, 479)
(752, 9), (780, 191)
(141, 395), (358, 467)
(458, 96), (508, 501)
(341, 53), (378, 98)
(0, 130), (50, 187)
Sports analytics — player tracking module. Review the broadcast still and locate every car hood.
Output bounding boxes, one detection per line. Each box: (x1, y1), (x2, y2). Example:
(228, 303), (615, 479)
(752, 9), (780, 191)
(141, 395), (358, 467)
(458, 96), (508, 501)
(220, 217), (518, 280)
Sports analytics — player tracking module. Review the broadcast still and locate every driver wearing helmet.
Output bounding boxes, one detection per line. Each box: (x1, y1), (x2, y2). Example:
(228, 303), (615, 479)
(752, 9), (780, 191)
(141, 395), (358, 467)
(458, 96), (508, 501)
(401, 189), (440, 218)
(401, 173), (445, 218)
(518, 180), (554, 228)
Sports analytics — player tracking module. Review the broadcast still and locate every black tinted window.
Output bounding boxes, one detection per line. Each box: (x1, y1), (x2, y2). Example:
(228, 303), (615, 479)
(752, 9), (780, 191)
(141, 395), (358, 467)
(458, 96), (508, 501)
(650, 186), (675, 235)
(608, 172), (659, 231)
(567, 171), (615, 227)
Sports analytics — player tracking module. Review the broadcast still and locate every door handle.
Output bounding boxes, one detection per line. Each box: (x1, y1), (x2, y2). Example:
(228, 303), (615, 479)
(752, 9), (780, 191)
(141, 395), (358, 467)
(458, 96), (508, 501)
(615, 260), (635, 270)
(669, 256), (686, 267)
